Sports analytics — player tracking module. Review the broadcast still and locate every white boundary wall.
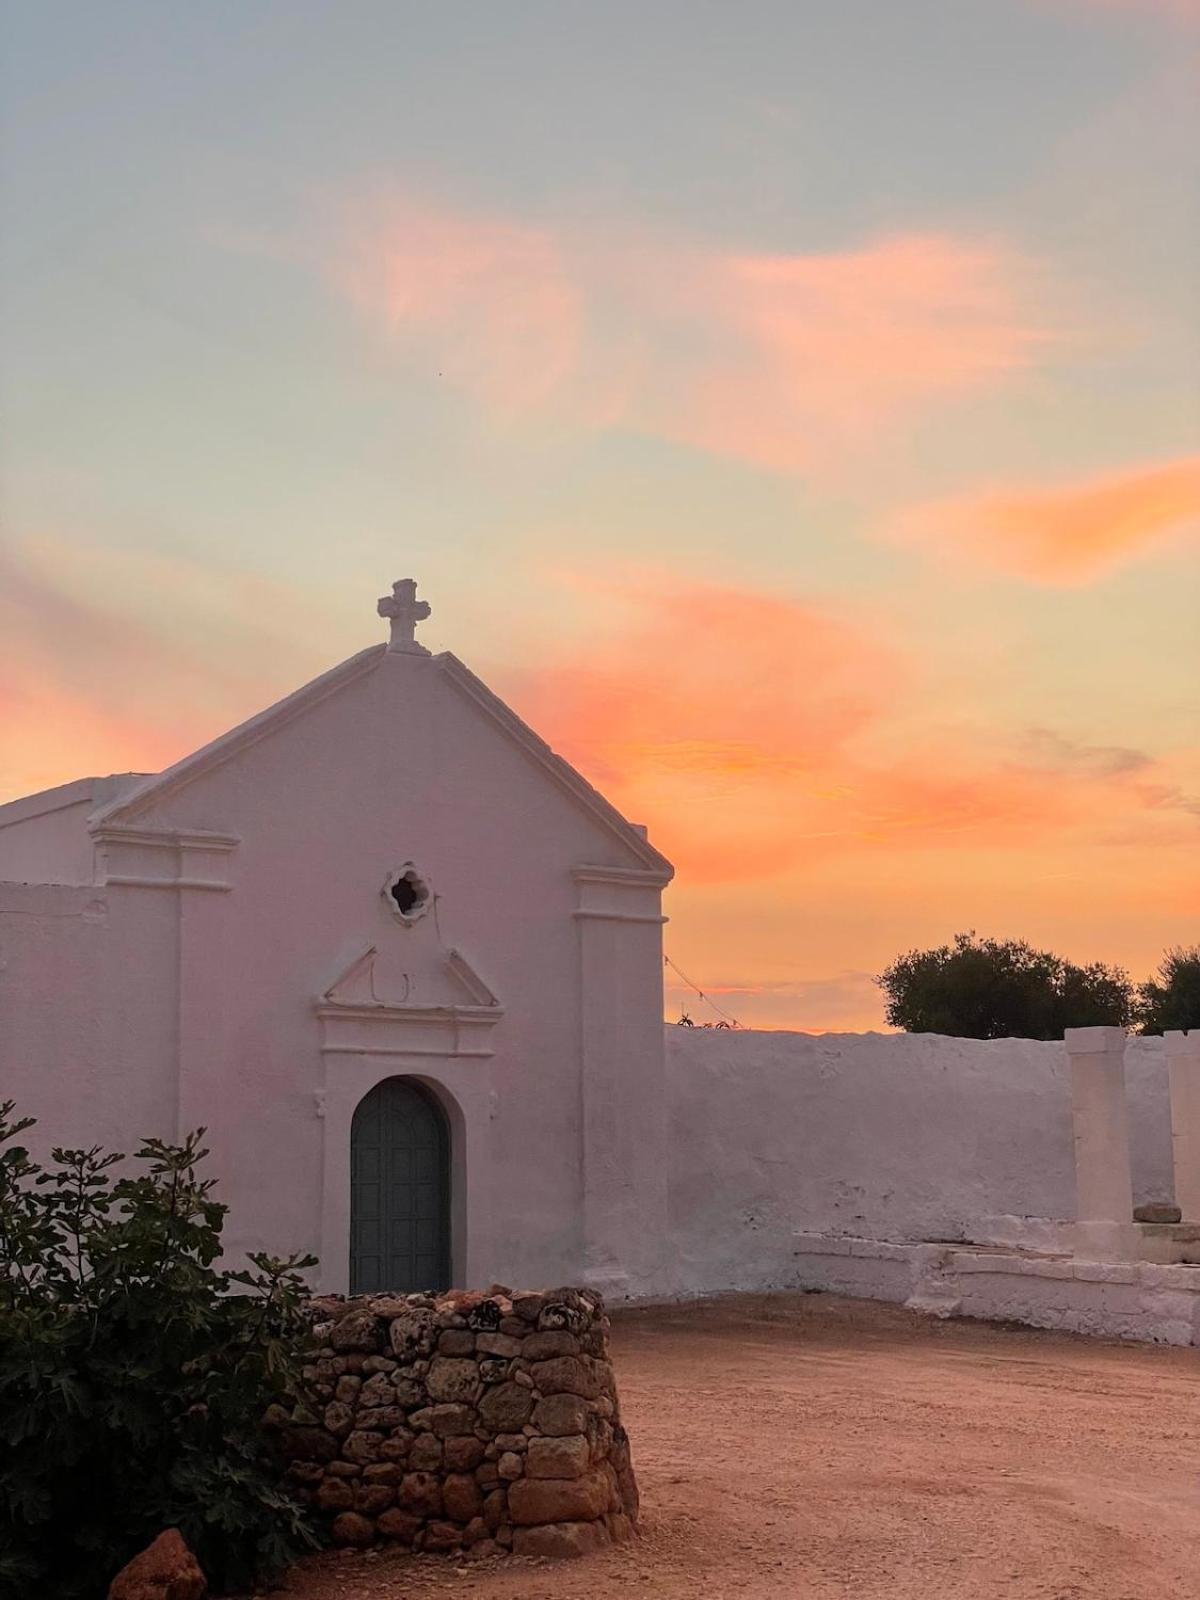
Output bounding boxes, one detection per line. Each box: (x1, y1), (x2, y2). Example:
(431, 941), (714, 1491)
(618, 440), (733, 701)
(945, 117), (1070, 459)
(665, 1027), (1173, 1297)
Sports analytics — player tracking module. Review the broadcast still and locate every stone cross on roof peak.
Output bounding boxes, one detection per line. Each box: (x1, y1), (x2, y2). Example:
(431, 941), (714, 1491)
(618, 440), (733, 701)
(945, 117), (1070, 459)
(377, 578), (431, 655)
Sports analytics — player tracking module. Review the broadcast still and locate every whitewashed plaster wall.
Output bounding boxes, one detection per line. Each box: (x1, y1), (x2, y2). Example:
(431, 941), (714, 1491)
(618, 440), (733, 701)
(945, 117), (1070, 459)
(0, 776), (145, 885)
(663, 1027), (1172, 1299)
(0, 649), (672, 1304)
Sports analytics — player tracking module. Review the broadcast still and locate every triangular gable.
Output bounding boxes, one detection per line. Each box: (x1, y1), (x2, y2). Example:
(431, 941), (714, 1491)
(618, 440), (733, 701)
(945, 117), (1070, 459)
(437, 653), (672, 878)
(89, 645), (385, 829)
(88, 644), (673, 879)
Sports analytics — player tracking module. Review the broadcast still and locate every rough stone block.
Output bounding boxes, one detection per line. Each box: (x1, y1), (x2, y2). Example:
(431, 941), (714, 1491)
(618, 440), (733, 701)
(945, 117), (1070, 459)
(512, 1520), (610, 1559)
(438, 1329), (476, 1356)
(532, 1393), (590, 1436)
(330, 1512), (375, 1547)
(443, 1472), (484, 1521)
(427, 1356), (483, 1405)
(478, 1381), (534, 1431)
(398, 1471), (443, 1517)
(526, 1434), (590, 1480)
(315, 1477), (354, 1512)
(330, 1310), (383, 1354)
(377, 1508), (423, 1544)
(443, 1434), (485, 1472)
(409, 1434), (443, 1472)
(341, 1430), (384, 1463)
(522, 1330), (580, 1361)
(507, 1469), (611, 1525)
(529, 1356), (599, 1399)
(354, 1482), (395, 1516)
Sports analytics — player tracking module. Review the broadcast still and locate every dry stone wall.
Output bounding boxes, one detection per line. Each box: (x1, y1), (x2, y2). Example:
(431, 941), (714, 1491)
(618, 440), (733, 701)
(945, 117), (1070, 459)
(274, 1286), (638, 1561)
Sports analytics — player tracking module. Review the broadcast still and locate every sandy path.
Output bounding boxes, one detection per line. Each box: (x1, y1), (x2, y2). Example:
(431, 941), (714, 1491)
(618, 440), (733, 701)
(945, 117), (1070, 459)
(267, 1293), (1200, 1600)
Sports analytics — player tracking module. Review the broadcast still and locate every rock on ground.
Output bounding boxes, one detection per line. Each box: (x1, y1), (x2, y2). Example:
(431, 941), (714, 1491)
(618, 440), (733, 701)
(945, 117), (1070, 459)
(107, 1529), (206, 1600)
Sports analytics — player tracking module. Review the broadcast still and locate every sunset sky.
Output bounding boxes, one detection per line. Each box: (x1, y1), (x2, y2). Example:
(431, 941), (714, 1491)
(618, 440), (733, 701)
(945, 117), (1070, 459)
(2, 1), (1197, 1029)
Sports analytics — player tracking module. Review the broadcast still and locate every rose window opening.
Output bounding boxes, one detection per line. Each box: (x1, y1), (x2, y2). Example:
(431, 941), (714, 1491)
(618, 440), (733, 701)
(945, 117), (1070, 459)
(382, 864), (432, 925)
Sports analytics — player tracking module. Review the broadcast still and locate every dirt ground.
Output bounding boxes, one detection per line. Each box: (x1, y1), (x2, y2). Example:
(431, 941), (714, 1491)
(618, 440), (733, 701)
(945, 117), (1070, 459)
(265, 1293), (1200, 1600)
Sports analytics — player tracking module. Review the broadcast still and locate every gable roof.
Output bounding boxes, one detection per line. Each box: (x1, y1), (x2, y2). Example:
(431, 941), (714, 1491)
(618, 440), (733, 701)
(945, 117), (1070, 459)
(89, 645), (672, 879)
(0, 772), (148, 832)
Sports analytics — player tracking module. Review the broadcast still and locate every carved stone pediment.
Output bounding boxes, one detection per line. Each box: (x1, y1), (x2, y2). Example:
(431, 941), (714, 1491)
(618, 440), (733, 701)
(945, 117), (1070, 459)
(316, 943), (502, 1059)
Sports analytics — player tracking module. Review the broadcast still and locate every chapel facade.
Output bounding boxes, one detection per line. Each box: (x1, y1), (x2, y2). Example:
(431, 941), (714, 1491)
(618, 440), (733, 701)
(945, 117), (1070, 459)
(0, 581), (674, 1299)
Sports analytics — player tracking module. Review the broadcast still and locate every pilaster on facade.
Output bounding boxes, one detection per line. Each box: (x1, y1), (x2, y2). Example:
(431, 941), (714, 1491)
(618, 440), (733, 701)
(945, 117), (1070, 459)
(573, 860), (671, 1297)
(571, 863), (670, 926)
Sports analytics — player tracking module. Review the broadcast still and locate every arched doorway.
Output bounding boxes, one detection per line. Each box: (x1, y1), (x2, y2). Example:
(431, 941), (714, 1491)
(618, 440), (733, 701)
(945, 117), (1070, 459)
(350, 1077), (451, 1295)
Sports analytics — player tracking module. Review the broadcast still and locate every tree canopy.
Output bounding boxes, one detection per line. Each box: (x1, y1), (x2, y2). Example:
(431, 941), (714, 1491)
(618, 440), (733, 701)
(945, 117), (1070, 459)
(1138, 945), (1200, 1035)
(875, 931), (1138, 1040)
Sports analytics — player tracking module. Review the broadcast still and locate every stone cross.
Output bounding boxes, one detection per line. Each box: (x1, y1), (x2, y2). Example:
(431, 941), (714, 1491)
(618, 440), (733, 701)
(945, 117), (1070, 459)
(377, 578), (431, 654)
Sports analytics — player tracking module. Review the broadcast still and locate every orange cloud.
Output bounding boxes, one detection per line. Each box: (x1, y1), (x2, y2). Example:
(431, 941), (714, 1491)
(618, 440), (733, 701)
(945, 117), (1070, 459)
(332, 195), (1048, 473)
(895, 456), (1200, 582)
(504, 576), (1196, 883)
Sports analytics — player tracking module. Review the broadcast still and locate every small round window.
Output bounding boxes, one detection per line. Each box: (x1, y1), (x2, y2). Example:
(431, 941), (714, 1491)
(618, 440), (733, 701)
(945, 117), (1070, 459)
(381, 863), (432, 925)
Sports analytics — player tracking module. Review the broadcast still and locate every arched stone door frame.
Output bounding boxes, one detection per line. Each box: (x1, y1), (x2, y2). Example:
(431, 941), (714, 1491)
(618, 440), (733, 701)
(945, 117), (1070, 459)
(316, 1056), (495, 1296)
(313, 947), (502, 1296)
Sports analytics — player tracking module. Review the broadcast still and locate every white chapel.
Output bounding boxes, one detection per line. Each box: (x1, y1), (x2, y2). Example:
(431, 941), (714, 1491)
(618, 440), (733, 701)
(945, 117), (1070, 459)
(0, 581), (674, 1299)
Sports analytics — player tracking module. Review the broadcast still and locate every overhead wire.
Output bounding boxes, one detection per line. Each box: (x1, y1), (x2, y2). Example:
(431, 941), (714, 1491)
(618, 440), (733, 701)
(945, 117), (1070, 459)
(663, 954), (743, 1028)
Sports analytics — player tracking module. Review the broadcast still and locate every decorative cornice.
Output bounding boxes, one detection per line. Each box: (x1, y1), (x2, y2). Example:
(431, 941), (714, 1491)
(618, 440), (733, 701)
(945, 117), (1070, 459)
(572, 909), (667, 924)
(316, 1002), (502, 1023)
(102, 876), (232, 893)
(93, 825), (240, 893)
(571, 864), (673, 889)
(92, 826), (240, 852)
(316, 1002), (503, 1060)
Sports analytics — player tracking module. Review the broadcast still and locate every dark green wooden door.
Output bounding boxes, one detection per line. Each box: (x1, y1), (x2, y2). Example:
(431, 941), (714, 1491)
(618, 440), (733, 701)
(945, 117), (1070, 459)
(350, 1078), (450, 1295)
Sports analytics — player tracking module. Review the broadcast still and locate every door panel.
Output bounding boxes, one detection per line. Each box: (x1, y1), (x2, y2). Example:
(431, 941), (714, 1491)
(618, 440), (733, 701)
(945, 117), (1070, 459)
(350, 1078), (450, 1294)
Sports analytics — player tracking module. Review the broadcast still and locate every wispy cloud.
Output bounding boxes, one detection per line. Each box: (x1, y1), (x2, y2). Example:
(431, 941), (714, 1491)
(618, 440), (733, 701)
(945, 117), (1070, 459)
(1018, 727), (1153, 778)
(894, 456), (1200, 582)
(330, 192), (1050, 474)
(0, 540), (341, 802)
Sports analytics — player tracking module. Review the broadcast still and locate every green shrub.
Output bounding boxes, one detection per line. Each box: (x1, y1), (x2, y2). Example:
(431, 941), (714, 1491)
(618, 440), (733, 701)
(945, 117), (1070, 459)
(0, 1103), (321, 1598)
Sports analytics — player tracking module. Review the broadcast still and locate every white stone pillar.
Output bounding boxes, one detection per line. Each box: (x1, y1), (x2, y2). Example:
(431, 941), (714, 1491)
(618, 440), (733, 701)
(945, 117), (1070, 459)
(1166, 1031), (1200, 1223)
(1065, 1026), (1133, 1257)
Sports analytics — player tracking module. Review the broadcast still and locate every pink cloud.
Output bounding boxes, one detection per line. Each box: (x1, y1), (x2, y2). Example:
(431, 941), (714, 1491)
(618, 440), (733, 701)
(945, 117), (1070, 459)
(340, 195), (581, 415)
(895, 456), (1200, 582)
(0, 540), (341, 802)
(332, 194), (1049, 473)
